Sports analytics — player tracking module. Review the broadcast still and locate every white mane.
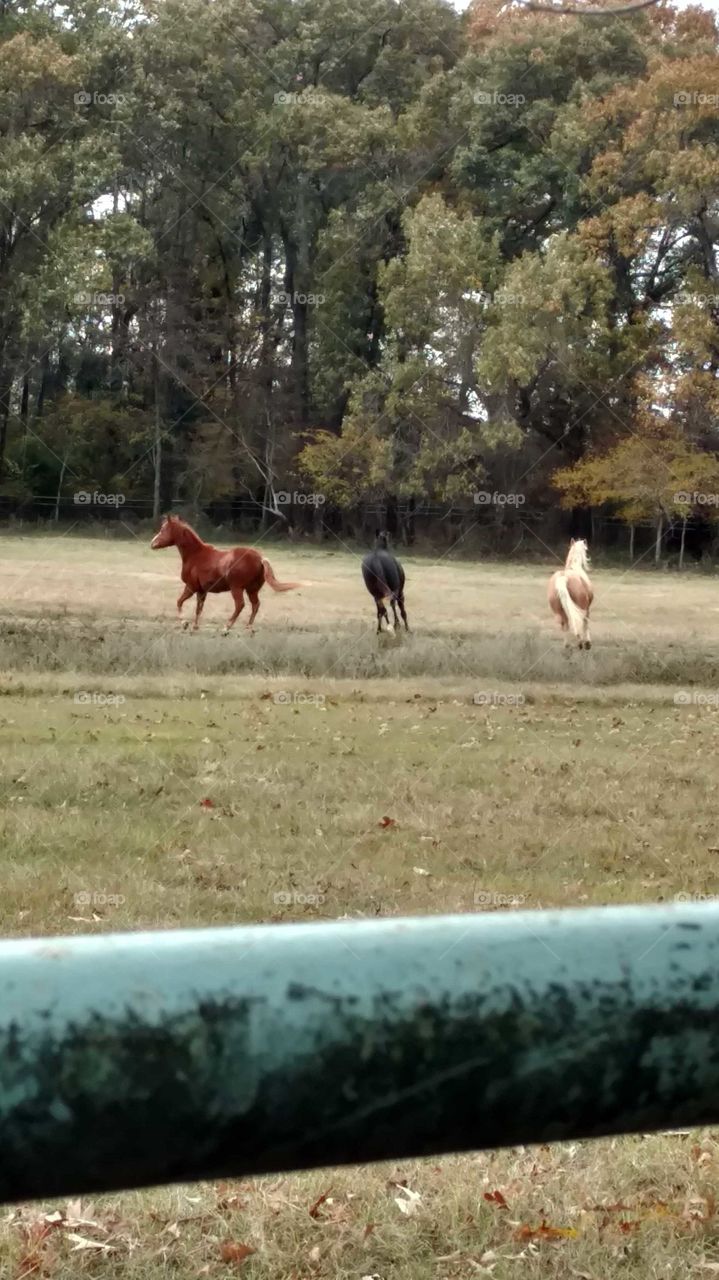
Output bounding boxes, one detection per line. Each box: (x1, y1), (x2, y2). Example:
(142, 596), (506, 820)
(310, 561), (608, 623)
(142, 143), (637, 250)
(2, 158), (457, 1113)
(565, 539), (590, 576)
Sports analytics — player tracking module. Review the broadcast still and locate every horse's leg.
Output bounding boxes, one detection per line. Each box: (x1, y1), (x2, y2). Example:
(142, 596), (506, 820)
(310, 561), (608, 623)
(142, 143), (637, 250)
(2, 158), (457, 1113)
(398, 594), (409, 631)
(389, 598), (400, 631)
(582, 610), (591, 650)
(375, 599), (388, 633)
(245, 588), (261, 631)
(223, 587), (245, 635)
(192, 591), (207, 632)
(177, 585), (194, 629)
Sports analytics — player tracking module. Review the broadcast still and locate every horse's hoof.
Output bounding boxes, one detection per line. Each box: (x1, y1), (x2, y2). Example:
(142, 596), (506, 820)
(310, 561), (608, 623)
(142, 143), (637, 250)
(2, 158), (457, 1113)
(221, 628), (229, 637)
(584, 641), (591, 651)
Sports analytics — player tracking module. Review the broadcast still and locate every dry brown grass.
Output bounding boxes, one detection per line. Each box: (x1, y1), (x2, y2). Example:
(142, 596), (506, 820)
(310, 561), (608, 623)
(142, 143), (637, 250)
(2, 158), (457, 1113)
(1, 531), (719, 1277)
(0, 532), (718, 687)
(0, 529), (717, 648)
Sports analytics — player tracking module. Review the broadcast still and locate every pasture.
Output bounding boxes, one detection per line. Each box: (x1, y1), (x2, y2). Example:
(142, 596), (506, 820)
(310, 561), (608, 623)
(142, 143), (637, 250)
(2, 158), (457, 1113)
(1, 529), (719, 1279)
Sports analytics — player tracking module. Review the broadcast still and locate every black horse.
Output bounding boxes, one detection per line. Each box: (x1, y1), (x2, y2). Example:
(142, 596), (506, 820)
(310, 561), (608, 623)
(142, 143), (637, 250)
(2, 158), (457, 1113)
(361, 532), (409, 634)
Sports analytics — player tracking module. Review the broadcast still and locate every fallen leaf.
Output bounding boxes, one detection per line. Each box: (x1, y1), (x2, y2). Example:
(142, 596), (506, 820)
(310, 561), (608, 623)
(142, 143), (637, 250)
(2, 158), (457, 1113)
(412, 867), (430, 876)
(217, 1190), (247, 1211)
(308, 1188), (332, 1219)
(220, 1241), (256, 1265)
(200, 797), (215, 809)
(394, 1186), (421, 1216)
(66, 1233), (114, 1252)
(378, 816), (397, 829)
(484, 1190), (509, 1210)
(515, 1221), (578, 1240)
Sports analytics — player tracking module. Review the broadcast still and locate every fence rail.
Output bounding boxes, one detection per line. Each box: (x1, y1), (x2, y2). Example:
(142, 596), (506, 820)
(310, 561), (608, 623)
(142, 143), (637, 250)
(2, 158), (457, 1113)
(0, 903), (717, 1202)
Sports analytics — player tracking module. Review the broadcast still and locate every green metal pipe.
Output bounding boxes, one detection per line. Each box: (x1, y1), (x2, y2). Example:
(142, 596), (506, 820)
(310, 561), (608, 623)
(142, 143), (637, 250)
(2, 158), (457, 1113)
(0, 903), (718, 1201)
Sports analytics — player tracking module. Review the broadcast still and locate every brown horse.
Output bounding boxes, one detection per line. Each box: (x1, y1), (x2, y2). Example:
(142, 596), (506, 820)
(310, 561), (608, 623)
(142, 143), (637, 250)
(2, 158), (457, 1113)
(548, 538), (594, 650)
(150, 515), (303, 632)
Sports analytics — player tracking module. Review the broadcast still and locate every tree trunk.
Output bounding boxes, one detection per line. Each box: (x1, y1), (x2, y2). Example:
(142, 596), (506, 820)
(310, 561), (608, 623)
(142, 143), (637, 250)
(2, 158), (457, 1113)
(152, 393), (162, 522)
(654, 513), (663, 565)
(0, 360), (13, 481)
(0, 400), (9, 482)
(20, 359), (29, 424)
(283, 232), (310, 427)
(629, 523), (635, 562)
(55, 456), (67, 523)
(36, 350), (50, 419)
(679, 514), (687, 570)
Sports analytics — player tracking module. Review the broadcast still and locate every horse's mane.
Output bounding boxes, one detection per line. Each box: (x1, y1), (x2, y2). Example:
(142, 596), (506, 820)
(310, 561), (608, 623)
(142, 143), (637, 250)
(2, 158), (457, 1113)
(166, 516), (206, 549)
(565, 540), (590, 574)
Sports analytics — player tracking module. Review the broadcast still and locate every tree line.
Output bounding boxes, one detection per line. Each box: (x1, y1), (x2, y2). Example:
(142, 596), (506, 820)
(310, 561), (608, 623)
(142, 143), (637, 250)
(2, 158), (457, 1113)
(1, 0), (719, 555)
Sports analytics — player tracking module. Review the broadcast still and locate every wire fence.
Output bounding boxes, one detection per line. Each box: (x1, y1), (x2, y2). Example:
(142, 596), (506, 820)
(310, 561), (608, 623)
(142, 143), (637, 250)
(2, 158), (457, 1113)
(0, 494), (715, 562)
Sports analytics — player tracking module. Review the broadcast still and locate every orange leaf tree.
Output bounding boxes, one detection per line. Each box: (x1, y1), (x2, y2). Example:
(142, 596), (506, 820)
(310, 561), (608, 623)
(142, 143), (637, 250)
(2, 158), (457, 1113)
(552, 415), (719, 564)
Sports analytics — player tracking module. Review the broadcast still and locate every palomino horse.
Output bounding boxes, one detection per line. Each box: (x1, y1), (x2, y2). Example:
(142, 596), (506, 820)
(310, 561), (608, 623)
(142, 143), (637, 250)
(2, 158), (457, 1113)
(361, 531), (409, 634)
(548, 538), (593, 650)
(150, 515), (303, 632)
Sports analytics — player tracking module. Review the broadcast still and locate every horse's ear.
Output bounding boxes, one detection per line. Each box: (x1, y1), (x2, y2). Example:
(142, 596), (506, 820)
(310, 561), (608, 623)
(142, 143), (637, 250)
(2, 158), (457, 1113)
(570, 537), (575, 545)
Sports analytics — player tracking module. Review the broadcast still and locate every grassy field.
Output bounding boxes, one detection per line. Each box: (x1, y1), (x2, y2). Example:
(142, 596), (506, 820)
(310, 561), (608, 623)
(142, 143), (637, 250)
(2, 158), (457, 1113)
(1, 528), (719, 1278)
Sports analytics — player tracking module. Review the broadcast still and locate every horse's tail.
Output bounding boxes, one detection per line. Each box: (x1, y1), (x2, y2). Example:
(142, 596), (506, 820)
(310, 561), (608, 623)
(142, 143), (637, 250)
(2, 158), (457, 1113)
(556, 573), (586, 639)
(262, 558), (308, 591)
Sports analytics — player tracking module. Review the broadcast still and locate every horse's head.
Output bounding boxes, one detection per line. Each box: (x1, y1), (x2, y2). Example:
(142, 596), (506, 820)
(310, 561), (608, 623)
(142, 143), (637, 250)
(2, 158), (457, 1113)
(375, 530), (389, 550)
(567, 538), (590, 572)
(150, 514), (178, 549)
